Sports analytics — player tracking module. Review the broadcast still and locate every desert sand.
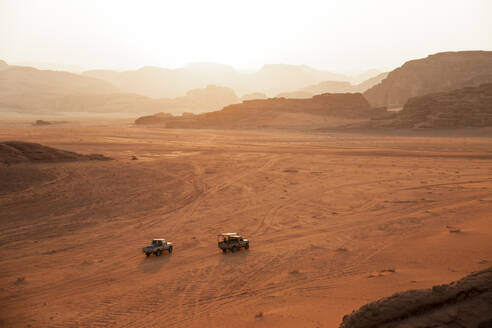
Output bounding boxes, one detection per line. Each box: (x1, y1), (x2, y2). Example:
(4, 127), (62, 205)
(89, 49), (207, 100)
(1, 119), (492, 327)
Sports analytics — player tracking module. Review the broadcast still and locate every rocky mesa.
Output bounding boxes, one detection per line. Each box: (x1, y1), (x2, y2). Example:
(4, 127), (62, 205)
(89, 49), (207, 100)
(135, 92), (382, 129)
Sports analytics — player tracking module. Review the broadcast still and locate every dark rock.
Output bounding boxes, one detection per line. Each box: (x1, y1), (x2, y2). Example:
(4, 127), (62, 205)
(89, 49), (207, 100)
(34, 120), (51, 126)
(339, 267), (492, 328)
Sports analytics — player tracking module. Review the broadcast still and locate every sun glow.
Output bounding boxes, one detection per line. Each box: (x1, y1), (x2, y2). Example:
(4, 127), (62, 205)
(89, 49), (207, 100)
(1, 0), (491, 72)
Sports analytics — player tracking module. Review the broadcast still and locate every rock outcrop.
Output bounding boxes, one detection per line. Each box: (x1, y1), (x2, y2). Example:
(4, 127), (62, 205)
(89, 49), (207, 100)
(364, 51), (492, 108)
(340, 267), (492, 328)
(33, 120), (68, 126)
(135, 93), (383, 129)
(134, 112), (174, 125)
(398, 83), (492, 128)
(0, 141), (111, 165)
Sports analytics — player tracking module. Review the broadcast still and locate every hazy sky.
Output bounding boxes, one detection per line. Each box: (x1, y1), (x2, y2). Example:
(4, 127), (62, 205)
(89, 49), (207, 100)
(1, 0), (491, 73)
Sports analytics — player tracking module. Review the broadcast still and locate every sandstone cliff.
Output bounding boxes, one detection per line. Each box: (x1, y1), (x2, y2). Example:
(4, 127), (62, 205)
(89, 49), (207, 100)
(339, 267), (492, 328)
(364, 51), (492, 108)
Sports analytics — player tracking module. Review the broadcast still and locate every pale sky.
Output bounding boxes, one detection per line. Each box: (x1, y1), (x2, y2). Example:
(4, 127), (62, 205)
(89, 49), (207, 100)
(1, 0), (491, 73)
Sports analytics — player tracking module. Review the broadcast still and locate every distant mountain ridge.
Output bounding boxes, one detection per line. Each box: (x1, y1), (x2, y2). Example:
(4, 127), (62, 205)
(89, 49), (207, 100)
(3, 51), (492, 120)
(0, 60), (239, 115)
(0, 63), (117, 96)
(0, 59), (383, 116)
(276, 73), (388, 99)
(83, 63), (352, 98)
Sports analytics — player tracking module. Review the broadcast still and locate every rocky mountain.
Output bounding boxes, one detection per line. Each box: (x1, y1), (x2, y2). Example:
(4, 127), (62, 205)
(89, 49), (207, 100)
(364, 51), (492, 108)
(339, 267), (492, 328)
(351, 69), (383, 84)
(135, 92), (384, 130)
(354, 72), (388, 93)
(249, 64), (349, 96)
(303, 81), (354, 95)
(84, 63), (351, 98)
(397, 83), (492, 128)
(154, 84), (239, 114)
(274, 73), (388, 99)
(0, 61), (126, 113)
(0, 61), (238, 115)
(0, 61), (117, 97)
(84, 64), (238, 99)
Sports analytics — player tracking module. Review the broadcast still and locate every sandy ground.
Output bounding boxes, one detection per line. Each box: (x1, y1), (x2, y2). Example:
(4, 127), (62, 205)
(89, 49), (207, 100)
(1, 119), (492, 328)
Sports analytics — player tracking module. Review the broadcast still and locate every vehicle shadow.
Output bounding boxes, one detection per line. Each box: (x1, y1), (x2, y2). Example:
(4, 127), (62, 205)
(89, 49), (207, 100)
(137, 252), (172, 274)
(218, 248), (251, 266)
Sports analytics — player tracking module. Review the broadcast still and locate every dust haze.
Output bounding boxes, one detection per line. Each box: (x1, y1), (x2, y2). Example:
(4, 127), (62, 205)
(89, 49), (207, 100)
(1, 1), (492, 327)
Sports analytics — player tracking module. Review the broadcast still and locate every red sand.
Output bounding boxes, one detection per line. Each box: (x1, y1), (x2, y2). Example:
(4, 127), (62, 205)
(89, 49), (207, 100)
(1, 120), (491, 327)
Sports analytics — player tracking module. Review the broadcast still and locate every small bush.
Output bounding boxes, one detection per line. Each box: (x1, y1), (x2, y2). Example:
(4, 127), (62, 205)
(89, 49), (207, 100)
(14, 277), (25, 285)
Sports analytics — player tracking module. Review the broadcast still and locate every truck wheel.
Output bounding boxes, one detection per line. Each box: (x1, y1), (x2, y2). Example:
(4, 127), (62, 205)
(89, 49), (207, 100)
(168, 247), (173, 254)
(222, 248), (227, 253)
(245, 244), (249, 250)
(146, 252), (151, 257)
(156, 250), (161, 256)
(231, 246), (236, 253)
